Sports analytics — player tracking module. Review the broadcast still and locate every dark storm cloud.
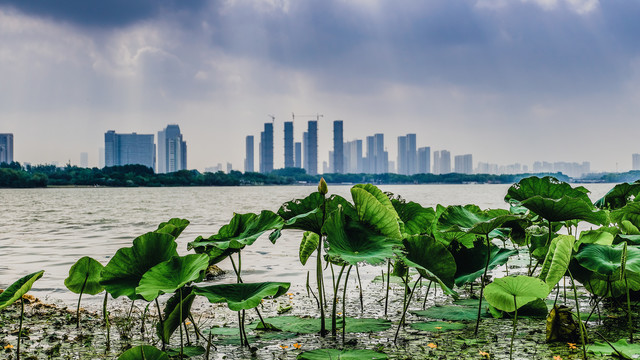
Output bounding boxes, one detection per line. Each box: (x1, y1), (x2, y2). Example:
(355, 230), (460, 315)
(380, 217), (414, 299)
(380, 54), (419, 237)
(0, 0), (207, 27)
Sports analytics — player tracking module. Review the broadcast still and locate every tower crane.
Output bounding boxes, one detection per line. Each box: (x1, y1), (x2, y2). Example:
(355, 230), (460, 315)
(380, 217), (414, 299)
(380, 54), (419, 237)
(268, 114), (275, 123)
(292, 113), (324, 122)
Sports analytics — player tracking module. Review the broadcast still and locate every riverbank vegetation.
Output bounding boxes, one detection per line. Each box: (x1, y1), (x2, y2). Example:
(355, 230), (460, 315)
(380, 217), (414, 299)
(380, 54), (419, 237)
(2, 177), (640, 359)
(4, 161), (640, 188)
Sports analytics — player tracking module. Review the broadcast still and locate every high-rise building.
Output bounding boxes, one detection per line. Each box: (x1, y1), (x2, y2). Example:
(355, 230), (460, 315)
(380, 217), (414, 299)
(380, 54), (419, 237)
(284, 121), (294, 168)
(440, 150), (451, 174)
(104, 130), (155, 170)
(80, 152), (88, 168)
(302, 132), (308, 172)
(157, 124), (187, 173)
(306, 121), (318, 175)
(397, 136), (407, 175)
(344, 139), (363, 173)
(0, 133), (14, 164)
(245, 135), (254, 172)
(260, 123), (274, 173)
(433, 151), (441, 175)
(418, 147), (431, 174)
(454, 154), (473, 174)
(406, 134), (417, 175)
(634, 154), (640, 171)
(295, 142), (302, 168)
(374, 133), (387, 174)
(365, 136), (375, 173)
(333, 120), (344, 174)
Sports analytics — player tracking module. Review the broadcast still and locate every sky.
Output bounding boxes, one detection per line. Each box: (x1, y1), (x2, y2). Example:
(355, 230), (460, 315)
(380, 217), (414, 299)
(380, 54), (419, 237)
(1, 0), (639, 173)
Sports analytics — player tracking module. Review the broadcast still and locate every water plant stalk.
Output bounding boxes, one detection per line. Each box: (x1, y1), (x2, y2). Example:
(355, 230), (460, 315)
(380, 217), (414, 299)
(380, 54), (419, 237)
(155, 298), (165, 350)
(342, 265), (353, 346)
(76, 276), (87, 329)
(395, 274), (421, 343)
(355, 264), (364, 314)
(103, 292), (110, 351)
(625, 274), (633, 343)
(17, 297), (24, 360)
(567, 269), (587, 359)
(509, 295), (518, 360)
(384, 260), (391, 316)
(475, 233), (492, 337)
(317, 194), (328, 337)
(332, 264), (346, 337)
(422, 281), (432, 310)
(179, 287), (184, 358)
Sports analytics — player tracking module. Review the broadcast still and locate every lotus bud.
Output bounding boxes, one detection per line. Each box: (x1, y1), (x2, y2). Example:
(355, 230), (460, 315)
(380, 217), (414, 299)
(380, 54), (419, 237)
(318, 177), (328, 195)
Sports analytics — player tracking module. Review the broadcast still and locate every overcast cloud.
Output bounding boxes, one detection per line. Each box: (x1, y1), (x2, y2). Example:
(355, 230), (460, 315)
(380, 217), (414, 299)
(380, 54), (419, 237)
(1, 0), (639, 172)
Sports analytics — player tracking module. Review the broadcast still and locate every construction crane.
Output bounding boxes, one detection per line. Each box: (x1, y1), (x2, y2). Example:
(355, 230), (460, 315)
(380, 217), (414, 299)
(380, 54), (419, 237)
(292, 113), (324, 122)
(268, 114), (275, 123)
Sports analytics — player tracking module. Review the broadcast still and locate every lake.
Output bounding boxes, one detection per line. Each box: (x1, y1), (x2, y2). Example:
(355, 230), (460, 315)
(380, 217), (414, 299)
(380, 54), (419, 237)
(0, 183), (614, 307)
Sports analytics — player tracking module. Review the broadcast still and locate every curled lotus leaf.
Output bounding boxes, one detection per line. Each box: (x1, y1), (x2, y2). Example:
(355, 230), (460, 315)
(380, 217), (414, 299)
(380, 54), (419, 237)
(0, 270), (44, 311)
(299, 231), (319, 266)
(351, 184), (401, 239)
(401, 235), (456, 290)
(392, 198), (436, 236)
(519, 195), (607, 224)
(439, 205), (521, 236)
(538, 235), (574, 291)
(156, 218), (190, 238)
(136, 254), (209, 302)
(505, 176), (592, 204)
(452, 239), (517, 287)
(594, 182), (640, 210)
(194, 282), (290, 311)
(611, 202), (640, 229)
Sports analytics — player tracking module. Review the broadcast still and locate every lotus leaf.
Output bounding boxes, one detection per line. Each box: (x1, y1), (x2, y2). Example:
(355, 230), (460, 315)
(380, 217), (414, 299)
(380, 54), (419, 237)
(64, 256), (104, 295)
(439, 205), (520, 236)
(451, 240), (517, 287)
(392, 199), (435, 236)
(299, 231), (319, 266)
(194, 282), (290, 311)
(410, 321), (466, 332)
(278, 192), (324, 233)
(574, 243), (626, 277)
(156, 218), (190, 238)
(100, 232), (178, 300)
(594, 182), (640, 210)
(401, 235), (456, 290)
(574, 229), (614, 251)
(0, 270), (44, 310)
(505, 176), (591, 204)
(157, 288), (196, 344)
(297, 349), (388, 360)
(611, 202), (640, 229)
(136, 254), (209, 301)
(484, 276), (549, 313)
(411, 305), (489, 322)
(519, 195), (606, 224)
(587, 339), (640, 359)
(351, 185), (401, 239)
(615, 234), (640, 245)
(538, 235), (574, 291)
(117, 345), (168, 360)
(165, 346), (205, 358)
(252, 316), (391, 334)
(323, 206), (400, 266)
(620, 220), (640, 235)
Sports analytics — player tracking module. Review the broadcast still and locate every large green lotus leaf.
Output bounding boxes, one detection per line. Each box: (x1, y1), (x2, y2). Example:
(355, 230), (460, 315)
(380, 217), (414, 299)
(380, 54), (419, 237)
(0, 270), (44, 311)
(410, 321), (466, 332)
(401, 235), (456, 289)
(505, 176), (592, 204)
(278, 192), (324, 233)
(439, 205), (520, 236)
(189, 237), (236, 265)
(520, 195), (607, 224)
(615, 234), (640, 245)
(594, 182), (640, 210)
(156, 288), (196, 344)
(156, 218), (190, 238)
(323, 206), (400, 266)
(100, 232), (178, 300)
(136, 254), (209, 301)
(581, 270), (640, 298)
(411, 305), (489, 322)
(351, 185), (401, 239)
(574, 243), (626, 277)
(117, 345), (169, 360)
(588, 339), (640, 358)
(538, 235), (574, 291)
(612, 202), (640, 229)
(194, 282), (290, 311)
(297, 349), (388, 360)
(392, 199), (435, 236)
(451, 239), (518, 287)
(574, 229), (614, 251)
(299, 231), (319, 266)
(64, 256), (104, 295)
(435, 230), (477, 248)
(620, 220), (640, 235)
(484, 276), (549, 313)
(254, 316), (391, 334)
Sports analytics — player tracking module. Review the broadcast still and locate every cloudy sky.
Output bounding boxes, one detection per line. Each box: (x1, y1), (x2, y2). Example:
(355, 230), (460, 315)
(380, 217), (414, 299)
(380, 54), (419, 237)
(1, 0), (639, 172)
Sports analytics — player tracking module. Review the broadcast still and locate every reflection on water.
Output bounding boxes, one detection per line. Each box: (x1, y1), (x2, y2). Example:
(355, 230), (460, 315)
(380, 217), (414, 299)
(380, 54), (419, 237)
(0, 183), (612, 307)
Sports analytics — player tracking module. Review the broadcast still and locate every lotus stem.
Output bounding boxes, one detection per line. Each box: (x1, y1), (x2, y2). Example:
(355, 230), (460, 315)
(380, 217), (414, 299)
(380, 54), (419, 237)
(625, 274), (633, 343)
(474, 233), (491, 337)
(342, 265), (353, 346)
(237, 311), (244, 346)
(332, 264), (346, 337)
(141, 303), (150, 341)
(103, 292), (110, 352)
(206, 331), (212, 360)
(241, 310), (250, 347)
(355, 264), (364, 314)
(255, 307), (267, 328)
(385, 259), (391, 316)
(567, 269), (587, 359)
(229, 252), (244, 283)
(422, 281), (432, 310)
(395, 275), (421, 343)
(306, 271), (320, 308)
(17, 297), (23, 360)
(155, 298), (165, 350)
(316, 233), (326, 336)
(77, 275), (87, 329)
(179, 287), (184, 358)
(184, 319), (191, 345)
(127, 300), (135, 321)
(510, 295), (518, 360)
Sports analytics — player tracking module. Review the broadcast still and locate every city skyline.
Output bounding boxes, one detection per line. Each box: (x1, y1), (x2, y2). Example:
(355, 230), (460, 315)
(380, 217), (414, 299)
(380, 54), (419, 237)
(2, 2), (640, 172)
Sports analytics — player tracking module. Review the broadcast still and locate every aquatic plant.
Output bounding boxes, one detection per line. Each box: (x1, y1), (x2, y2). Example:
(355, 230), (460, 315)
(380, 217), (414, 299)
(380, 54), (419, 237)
(64, 256), (104, 329)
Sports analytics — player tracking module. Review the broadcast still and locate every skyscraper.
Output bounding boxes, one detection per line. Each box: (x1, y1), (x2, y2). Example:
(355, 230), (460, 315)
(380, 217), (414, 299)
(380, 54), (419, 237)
(433, 151), (441, 175)
(454, 154), (473, 174)
(260, 123), (274, 173)
(345, 139), (363, 173)
(397, 136), (407, 175)
(306, 121), (318, 175)
(365, 136), (375, 173)
(157, 124), (187, 173)
(374, 133), (386, 174)
(333, 120), (344, 174)
(418, 147), (431, 174)
(245, 135), (254, 172)
(284, 121), (294, 168)
(104, 130), (155, 170)
(406, 134), (417, 175)
(633, 154), (640, 171)
(295, 142), (302, 168)
(0, 133), (14, 164)
(440, 150), (451, 174)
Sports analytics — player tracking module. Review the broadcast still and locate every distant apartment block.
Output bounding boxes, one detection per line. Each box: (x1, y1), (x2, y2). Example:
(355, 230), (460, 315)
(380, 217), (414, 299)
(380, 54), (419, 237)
(284, 121), (294, 168)
(633, 154), (640, 171)
(245, 135), (254, 172)
(397, 133), (417, 175)
(295, 142), (302, 168)
(454, 154), (473, 174)
(476, 162), (525, 175)
(260, 123), (274, 173)
(333, 120), (344, 174)
(0, 133), (14, 164)
(306, 121), (318, 175)
(344, 139), (363, 173)
(104, 130), (155, 170)
(418, 146), (431, 174)
(433, 150), (451, 174)
(533, 160), (590, 178)
(157, 124), (187, 173)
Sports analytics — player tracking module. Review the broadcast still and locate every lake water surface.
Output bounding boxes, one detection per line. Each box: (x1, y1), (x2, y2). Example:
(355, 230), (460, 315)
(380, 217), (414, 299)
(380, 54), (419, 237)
(0, 183), (614, 307)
